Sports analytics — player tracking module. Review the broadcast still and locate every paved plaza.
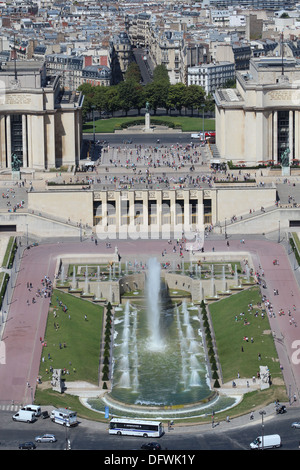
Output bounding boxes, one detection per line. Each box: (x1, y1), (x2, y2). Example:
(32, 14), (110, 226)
(0, 136), (300, 416)
(0, 235), (300, 413)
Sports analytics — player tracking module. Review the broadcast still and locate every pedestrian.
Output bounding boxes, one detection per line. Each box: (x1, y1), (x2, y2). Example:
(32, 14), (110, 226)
(250, 411), (254, 420)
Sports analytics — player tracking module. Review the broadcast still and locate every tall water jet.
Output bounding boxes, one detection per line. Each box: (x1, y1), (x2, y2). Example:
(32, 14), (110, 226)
(132, 309), (139, 392)
(222, 265), (227, 292)
(60, 265), (65, 285)
(84, 266), (89, 294)
(71, 265), (76, 290)
(234, 264), (239, 287)
(147, 258), (163, 350)
(119, 301), (131, 388)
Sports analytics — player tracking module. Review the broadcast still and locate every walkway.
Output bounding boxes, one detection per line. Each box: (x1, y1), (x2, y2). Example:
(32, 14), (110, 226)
(0, 237), (299, 407)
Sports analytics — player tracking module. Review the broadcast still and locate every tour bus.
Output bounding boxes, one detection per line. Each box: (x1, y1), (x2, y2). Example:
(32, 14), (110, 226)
(109, 418), (164, 438)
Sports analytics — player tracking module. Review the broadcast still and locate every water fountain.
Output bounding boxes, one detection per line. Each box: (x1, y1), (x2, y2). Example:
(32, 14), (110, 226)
(60, 265), (65, 285)
(84, 266), (89, 295)
(71, 265), (77, 290)
(146, 258), (163, 350)
(87, 257), (237, 418)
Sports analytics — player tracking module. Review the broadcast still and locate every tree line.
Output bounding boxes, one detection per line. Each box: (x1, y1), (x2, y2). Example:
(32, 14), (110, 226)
(78, 63), (215, 119)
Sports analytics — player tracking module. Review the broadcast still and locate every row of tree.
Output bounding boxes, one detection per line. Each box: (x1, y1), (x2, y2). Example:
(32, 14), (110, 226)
(78, 63), (215, 119)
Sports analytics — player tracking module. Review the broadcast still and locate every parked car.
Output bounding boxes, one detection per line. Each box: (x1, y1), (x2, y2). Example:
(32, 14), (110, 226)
(19, 442), (36, 450)
(35, 434), (57, 443)
(291, 422), (300, 428)
(141, 442), (161, 450)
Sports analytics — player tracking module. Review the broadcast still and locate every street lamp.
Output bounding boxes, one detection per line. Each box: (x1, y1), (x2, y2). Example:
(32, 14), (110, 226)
(259, 410), (266, 450)
(92, 105), (96, 146)
(201, 104), (205, 143)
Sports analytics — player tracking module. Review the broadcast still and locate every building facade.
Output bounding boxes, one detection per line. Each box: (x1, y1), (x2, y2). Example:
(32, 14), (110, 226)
(214, 57), (300, 166)
(187, 61), (235, 95)
(0, 61), (83, 170)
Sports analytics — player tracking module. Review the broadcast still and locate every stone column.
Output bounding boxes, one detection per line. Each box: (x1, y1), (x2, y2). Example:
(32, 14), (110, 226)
(0, 115), (6, 168)
(289, 110), (294, 163)
(6, 115), (11, 168)
(183, 191), (191, 239)
(141, 191), (148, 240)
(22, 114), (27, 168)
(197, 191), (204, 232)
(295, 111), (299, 159)
(268, 112), (273, 161)
(31, 115), (45, 169)
(273, 111), (278, 163)
(26, 115), (32, 168)
(45, 113), (56, 169)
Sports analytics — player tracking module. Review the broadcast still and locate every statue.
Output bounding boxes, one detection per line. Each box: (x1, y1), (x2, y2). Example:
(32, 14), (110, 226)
(145, 101), (150, 113)
(281, 148), (290, 167)
(11, 153), (21, 171)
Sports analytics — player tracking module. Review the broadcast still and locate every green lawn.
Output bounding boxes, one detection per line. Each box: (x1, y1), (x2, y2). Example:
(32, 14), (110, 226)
(83, 116), (215, 134)
(209, 287), (282, 384)
(38, 289), (104, 385)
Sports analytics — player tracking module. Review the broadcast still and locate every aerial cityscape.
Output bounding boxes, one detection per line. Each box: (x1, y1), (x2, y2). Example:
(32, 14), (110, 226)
(0, 0), (300, 454)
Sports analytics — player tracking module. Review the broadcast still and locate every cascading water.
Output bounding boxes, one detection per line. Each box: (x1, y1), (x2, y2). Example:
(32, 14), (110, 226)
(118, 301), (131, 388)
(88, 257), (238, 417)
(110, 258), (211, 406)
(146, 258), (163, 350)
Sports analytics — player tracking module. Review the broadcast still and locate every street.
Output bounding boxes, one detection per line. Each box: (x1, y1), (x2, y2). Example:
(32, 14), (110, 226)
(0, 406), (300, 451)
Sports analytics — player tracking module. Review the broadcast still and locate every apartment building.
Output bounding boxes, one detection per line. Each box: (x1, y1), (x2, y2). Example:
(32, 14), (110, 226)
(187, 61), (235, 95)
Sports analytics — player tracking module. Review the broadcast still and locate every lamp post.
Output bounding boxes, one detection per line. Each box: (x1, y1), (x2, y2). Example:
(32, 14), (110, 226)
(259, 410), (266, 450)
(92, 105), (96, 146)
(201, 104), (205, 143)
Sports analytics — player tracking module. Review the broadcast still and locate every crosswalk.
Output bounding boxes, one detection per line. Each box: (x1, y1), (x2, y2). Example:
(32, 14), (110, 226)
(0, 404), (20, 412)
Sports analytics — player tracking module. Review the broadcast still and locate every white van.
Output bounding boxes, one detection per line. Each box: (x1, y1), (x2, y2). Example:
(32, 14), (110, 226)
(250, 434), (281, 449)
(12, 410), (36, 423)
(21, 405), (41, 417)
(50, 408), (78, 427)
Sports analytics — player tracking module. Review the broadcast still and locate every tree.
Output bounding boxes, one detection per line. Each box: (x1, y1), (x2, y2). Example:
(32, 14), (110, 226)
(204, 93), (216, 113)
(125, 62), (142, 83)
(93, 86), (108, 115)
(117, 80), (142, 115)
(145, 81), (170, 114)
(166, 83), (186, 115)
(153, 64), (170, 83)
(104, 85), (120, 116)
(77, 83), (95, 120)
(183, 85), (205, 115)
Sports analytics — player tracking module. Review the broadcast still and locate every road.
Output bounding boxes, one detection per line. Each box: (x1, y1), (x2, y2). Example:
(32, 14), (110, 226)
(0, 406), (300, 451)
(83, 132), (199, 147)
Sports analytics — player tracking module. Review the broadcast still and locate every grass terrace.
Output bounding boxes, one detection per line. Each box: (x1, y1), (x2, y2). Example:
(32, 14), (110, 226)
(82, 116), (216, 134)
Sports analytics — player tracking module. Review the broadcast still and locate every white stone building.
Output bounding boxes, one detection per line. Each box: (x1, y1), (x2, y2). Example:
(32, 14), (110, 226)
(0, 61), (83, 170)
(187, 61), (235, 95)
(214, 56), (300, 166)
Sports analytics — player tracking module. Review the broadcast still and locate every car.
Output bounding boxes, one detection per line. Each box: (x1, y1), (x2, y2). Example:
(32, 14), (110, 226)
(291, 422), (300, 429)
(19, 442), (36, 450)
(141, 442), (161, 450)
(35, 434), (57, 443)
(41, 411), (49, 419)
